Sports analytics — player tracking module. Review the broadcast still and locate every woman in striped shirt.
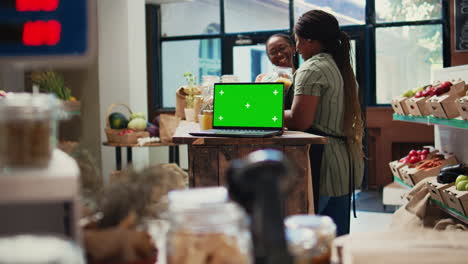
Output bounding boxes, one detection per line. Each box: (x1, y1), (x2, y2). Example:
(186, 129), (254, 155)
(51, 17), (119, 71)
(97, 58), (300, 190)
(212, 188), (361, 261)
(284, 10), (365, 236)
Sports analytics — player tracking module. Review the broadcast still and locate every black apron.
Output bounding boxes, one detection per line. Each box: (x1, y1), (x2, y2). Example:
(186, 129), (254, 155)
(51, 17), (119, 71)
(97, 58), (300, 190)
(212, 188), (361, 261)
(284, 85), (355, 216)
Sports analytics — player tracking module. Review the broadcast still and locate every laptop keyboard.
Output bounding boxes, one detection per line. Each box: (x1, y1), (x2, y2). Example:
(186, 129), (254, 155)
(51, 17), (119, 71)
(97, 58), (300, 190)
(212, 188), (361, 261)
(211, 129), (275, 135)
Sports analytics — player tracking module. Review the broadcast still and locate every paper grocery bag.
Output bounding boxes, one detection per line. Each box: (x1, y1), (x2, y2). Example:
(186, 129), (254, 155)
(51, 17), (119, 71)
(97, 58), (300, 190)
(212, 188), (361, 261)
(175, 86), (187, 119)
(159, 114), (181, 143)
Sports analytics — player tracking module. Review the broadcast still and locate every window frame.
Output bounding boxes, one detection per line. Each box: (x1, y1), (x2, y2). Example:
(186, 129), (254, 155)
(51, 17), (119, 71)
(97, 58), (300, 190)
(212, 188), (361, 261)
(146, 0), (451, 117)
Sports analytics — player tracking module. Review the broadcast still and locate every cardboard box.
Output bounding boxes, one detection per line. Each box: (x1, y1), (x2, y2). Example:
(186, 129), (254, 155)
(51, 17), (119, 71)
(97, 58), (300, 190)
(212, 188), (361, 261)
(441, 186), (468, 216)
(389, 160), (406, 180)
(455, 95), (468, 121)
(399, 165), (415, 186)
(426, 178), (454, 205)
(427, 81), (467, 119)
(391, 97), (410, 115)
(406, 155), (458, 185)
(405, 96), (430, 116)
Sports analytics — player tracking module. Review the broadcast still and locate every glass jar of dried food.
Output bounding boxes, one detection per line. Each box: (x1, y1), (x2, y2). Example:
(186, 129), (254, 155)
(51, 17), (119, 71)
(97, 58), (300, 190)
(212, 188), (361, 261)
(285, 215), (336, 264)
(0, 93), (60, 169)
(166, 187), (252, 264)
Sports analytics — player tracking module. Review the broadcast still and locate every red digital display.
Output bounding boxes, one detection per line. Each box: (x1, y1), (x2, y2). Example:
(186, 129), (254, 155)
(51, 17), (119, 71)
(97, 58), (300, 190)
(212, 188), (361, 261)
(23, 20), (61, 46)
(16, 0), (59, 12)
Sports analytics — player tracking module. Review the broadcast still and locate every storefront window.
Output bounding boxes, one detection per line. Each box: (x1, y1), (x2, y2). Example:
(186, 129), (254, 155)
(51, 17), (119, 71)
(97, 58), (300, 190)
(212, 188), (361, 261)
(376, 0), (442, 23)
(162, 39), (221, 108)
(161, 0), (220, 37)
(376, 25), (443, 104)
(224, 0), (289, 33)
(294, 0), (366, 26)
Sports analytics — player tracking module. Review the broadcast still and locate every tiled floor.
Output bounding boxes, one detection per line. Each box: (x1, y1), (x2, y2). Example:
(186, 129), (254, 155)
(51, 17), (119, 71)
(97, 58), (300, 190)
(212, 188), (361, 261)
(350, 210), (393, 233)
(349, 190), (395, 233)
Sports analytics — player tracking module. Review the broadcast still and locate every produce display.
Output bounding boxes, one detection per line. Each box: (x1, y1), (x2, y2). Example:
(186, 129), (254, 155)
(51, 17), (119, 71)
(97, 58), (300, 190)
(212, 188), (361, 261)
(107, 109), (162, 142)
(437, 163), (468, 184)
(0, 90), (6, 97)
(456, 174), (468, 191)
(398, 149), (430, 164)
(393, 79), (468, 119)
(414, 81), (452, 98)
(401, 86), (426, 98)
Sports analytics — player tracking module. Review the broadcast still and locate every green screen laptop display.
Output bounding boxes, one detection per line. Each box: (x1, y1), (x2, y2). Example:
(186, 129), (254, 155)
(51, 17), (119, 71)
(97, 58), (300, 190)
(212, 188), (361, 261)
(213, 83), (284, 129)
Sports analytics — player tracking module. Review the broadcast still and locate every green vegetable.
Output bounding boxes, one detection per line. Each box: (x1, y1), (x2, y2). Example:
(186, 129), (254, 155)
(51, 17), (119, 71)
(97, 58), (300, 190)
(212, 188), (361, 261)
(130, 112), (146, 120)
(456, 180), (468, 191)
(31, 71), (72, 100)
(108, 112), (129, 129)
(127, 118), (147, 131)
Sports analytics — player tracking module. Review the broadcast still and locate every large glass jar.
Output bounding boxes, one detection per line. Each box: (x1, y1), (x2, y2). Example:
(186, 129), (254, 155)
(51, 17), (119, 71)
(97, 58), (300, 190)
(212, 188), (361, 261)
(0, 93), (60, 169)
(260, 66), (293, 91)
(285, 215), (336, 264)
(166, 187), (252, 264)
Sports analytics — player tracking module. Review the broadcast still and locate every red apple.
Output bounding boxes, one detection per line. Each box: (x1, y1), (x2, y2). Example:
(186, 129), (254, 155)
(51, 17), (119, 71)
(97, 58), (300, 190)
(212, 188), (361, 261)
(415, 91), (423, 98)
(408, 150), (418, 157)
(442, 81), (452, 88)
(421, 149), (429, 155)
(434, 85), (450, 96)
(408, 156), (420, 164)
(420, 154), (428, 161)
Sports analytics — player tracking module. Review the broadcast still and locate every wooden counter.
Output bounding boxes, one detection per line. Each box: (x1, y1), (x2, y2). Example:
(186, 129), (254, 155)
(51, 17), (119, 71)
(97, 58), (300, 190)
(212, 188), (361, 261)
(172, 121), (327, 215)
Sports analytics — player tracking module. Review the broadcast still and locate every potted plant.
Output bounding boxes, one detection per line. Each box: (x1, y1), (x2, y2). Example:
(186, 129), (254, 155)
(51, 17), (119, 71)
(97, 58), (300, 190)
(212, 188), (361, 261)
(31, 71), (80, 115)
(182, 72), (200, 121)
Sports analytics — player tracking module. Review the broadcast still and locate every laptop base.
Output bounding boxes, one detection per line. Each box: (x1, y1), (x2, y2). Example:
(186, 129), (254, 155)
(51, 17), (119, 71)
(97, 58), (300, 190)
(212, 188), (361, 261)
(189, 129), (282, 138)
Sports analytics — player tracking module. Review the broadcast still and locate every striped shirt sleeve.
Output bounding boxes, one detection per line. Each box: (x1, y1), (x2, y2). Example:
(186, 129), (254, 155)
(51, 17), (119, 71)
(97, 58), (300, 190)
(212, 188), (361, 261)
(294, 67), (326, 96)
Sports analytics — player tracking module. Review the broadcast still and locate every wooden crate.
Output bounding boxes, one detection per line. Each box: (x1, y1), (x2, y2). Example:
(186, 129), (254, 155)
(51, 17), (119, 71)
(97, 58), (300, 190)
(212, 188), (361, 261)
(405, 96), (431, 116)
(427, 81), (467, 119)
(400, 166), (415, 186)
(455, 95), (468, 121)
(427, 178), (454, 205)
(391, 97), (410, 115)
(406, 155), (458, 185)
(441, 186), (468, 216)
(389, 160), (407, 180)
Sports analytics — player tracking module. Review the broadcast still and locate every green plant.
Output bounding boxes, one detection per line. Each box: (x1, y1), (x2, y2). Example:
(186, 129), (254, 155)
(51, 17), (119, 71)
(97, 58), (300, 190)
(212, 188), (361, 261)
(31, 71), (72, 100)
(183, 72), (198, 108)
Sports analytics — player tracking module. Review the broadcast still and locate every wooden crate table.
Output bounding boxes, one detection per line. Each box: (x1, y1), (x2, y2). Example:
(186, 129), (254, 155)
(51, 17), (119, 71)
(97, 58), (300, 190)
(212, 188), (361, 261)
(103, 142), (181, 170)
(172, 121), (327, 215)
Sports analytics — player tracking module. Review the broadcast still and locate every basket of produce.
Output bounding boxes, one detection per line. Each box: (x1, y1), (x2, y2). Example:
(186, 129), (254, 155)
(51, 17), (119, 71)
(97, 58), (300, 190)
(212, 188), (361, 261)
(105, 103), (149, 144)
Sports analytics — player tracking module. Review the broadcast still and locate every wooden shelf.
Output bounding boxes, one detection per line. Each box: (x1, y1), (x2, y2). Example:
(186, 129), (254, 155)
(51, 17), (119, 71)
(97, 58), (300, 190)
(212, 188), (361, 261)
(393, 114), (468, 129)
(393, 176), (468, 225)
(0, 149), (80, 203)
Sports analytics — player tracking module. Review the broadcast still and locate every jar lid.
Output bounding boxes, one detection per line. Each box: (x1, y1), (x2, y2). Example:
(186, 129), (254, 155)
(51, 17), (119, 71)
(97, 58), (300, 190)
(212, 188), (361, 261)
(168, 187), (228, 210)
(0, 93), (60, 120)
(167, 187), (247, 230)
(285, 215), (336, 236)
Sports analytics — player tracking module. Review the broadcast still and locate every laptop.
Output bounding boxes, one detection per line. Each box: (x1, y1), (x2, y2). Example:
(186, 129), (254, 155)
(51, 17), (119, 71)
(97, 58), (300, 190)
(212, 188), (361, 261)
(189, 82), (285, 138)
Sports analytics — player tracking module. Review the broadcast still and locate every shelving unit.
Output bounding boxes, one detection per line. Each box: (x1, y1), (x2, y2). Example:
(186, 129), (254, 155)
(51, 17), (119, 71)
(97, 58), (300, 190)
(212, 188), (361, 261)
(388, 65), (468, 226)
(430, 199), (468, 225)
(393, 114), (468, 130)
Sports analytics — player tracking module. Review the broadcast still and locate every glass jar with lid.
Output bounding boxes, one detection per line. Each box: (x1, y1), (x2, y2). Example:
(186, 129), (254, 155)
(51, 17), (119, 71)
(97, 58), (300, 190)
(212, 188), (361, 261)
(0, 93), (60, 169)
(285, 215), (336, 264)
(221, 75), (239, 83)
(166, 187), (252, 264)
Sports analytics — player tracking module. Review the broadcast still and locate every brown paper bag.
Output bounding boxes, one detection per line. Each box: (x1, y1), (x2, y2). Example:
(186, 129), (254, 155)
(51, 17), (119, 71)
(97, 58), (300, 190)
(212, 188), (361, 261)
(175, 87), (187, 119)
(159, 114), (181, 143)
